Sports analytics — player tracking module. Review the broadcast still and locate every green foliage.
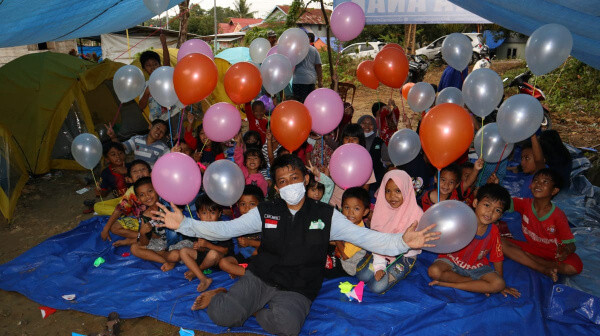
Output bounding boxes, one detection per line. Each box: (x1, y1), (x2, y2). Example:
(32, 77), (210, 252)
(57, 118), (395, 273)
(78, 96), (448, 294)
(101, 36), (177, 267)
(233, 0), (256, 18)
(318, 50), (360, 87)
(244, 22), (286, 45)
(286, 0), (304, 28)
(144, 4), (238, 36)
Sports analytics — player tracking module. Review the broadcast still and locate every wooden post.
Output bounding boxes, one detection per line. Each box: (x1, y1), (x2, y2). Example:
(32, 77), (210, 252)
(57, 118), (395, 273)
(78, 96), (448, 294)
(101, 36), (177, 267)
(319, 0), (336, 91)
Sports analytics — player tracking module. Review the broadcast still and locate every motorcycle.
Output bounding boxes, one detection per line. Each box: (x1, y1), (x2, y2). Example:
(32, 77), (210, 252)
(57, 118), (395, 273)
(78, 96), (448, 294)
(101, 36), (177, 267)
(406, 54), (429, 83)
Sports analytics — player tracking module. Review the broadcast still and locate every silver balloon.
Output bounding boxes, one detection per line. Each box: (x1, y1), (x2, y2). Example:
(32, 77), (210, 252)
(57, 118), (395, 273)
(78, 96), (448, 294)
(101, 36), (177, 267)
(436, 87), (464, 107)
(497, 94), (544, 144)
(441, 33), (472, 71)
(143, 0), (169, 15)
(113, 65), (146, 103)
(203, 159), (246, 207)
(416, 200), (477, 254)
(71, 133), (102, 170)
(407, 82), (435, 113)
(260, 54), (293, 96)
(526, 23), (573, 76)
(462, 68), (503, 118)
(388, 129), (421, 166)
(277, 28), (310, 66)
(249, 38), (271, 64)
(148, 66), (178, 108)
(474, 123), (514, 163)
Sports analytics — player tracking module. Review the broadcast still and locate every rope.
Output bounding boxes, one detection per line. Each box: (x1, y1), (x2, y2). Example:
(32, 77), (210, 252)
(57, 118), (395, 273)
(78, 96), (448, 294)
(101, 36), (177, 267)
(493, 144), (508, 174)
(91, 169), (104, 202)
(114, 28), (161, 61)
(547, 60), (568, 98)
(111, 103), (122, 127)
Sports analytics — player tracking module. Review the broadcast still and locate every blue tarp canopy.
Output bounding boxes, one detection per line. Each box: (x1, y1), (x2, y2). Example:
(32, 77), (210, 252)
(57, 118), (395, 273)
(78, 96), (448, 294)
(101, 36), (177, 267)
(215, 47), (251, 65)
(482, 30), (505, 49)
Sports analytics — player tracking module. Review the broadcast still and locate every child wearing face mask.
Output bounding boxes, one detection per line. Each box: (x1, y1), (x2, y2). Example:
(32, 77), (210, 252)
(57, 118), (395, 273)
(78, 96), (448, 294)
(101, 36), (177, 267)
(355, 170), (424, 294)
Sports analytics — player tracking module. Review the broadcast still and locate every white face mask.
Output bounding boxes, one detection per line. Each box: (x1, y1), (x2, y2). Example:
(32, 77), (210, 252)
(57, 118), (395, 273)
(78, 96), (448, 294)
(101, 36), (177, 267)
(364, 131), (375, 138)
(279, 182), (306, 205)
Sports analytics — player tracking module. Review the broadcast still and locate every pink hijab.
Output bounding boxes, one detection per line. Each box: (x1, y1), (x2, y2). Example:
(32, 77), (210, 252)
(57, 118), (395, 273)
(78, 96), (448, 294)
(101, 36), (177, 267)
(371, 170), (423, 234)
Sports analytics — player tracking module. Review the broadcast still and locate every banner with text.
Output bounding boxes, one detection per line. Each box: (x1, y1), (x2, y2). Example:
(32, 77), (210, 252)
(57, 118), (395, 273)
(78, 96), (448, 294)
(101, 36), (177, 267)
(333, 0), (491, 24)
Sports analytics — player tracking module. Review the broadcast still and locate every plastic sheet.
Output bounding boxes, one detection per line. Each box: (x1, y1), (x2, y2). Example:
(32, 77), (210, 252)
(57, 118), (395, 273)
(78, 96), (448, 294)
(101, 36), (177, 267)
(1, 217), (599, 335)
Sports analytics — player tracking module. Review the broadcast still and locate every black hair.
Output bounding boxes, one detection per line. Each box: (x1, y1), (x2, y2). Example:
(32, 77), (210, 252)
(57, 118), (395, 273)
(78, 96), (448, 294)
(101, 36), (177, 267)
(133, 176), (153, 195)
(340, 123), (366, 147)
(285, 95), (299, 101)
(276, 146), (290, 157)
(440, 164), (462, 182)
(371, 102), (385, 116)
(533, 168), (564, 191)
(103, 141), (125, 157)
(270, 154), (308, 181)
(539, 130), (572, 177)
(151, 119), (169, 130)
(460, 161), (474, 170)
(251, 100), (265, 111)
(195, 193), (222, 213)
(307, 32), (315, 43)
(127, 159), (151, 177)
(140, 50), (161, 69)
(244, 148), (266, 170)
(241, 184), (265, 203)
(342, 187), (371, 209)
(243, 130), (263, 148)
(307, 172), (325, 193)
(476, 183), (511, 213)
(196, 124), (223, 155)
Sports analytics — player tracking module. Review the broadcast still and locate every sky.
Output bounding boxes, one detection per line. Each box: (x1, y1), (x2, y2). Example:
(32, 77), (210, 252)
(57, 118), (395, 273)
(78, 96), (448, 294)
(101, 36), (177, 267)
(163, 0), (326, 20)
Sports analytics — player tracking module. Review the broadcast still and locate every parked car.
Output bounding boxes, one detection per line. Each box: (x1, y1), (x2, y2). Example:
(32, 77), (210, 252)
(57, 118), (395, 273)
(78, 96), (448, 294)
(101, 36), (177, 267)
(341, 42), (386, 59)
(416, 33), (487, 64)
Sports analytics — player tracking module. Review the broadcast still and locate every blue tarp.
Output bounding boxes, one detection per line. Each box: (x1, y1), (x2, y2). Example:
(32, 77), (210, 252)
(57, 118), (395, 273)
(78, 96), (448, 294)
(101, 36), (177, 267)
(77, 46), (102, 60)
(215, 47), (250, 65)
(482, 30), (505, 49)
(1, 216), (599, 335)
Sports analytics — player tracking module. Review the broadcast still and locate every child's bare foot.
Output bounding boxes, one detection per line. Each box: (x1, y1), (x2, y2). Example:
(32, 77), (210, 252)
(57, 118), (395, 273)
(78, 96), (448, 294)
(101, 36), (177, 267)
(184, 270), (196, 280)
(428, 280), (440, 286)
(112, 238), (135, 247)
(228, 273), (239, 279)
(544, 267), (558, 282)
(161, 262), (175, 272)
(191, 288), (227, 310)
(197, 277), (213, 292)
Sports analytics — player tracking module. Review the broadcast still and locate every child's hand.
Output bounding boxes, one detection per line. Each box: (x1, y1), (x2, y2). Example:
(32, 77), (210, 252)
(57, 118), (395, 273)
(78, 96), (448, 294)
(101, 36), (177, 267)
(556, 243), (575, 261)
(152, 202), (184, 230)
(172, 144), (182, 153)
(306, 162), (320, 179)
(140, 219), (152, 234)
(474, 157), (484, 171)
(159, 32), (167, 45)
(238, 237), (249, 247)
(105, 124), (116, 139)
(194, 238), (208, 249)
(266, 129), (273, 143)
(487, 173), (499, 184)
(101, 228), (111, 241)
(402, 221), (440, 249)
(234, 132), (243, 145)
(374, 270), (386, 281)
(322, 166), (330, 176)
(501, 286), (521, 298)
(388, 98), (396, 107)
(95, 186), (102, 197)
(192, 150), (202, 162)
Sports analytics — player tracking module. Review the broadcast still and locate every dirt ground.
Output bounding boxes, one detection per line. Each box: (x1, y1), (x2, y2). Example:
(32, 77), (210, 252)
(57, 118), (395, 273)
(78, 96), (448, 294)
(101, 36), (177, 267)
(0, 60), (598, 336)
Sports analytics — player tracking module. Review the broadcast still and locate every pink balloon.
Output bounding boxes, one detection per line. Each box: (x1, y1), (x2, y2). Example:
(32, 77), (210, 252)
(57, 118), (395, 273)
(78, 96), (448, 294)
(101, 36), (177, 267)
(329, 143), (373, 189)
(203, 102), (242, 142)
(330, 2), (366, 42)
(266, 46), (278, 57)
(177, 39), (214, 62)
(304, 88), (344, 135)
(151, 152), (202, 205)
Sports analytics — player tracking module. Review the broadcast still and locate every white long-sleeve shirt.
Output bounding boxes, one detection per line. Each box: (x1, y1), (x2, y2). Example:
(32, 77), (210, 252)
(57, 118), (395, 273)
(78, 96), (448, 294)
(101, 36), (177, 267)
(176, 207), (411, 257)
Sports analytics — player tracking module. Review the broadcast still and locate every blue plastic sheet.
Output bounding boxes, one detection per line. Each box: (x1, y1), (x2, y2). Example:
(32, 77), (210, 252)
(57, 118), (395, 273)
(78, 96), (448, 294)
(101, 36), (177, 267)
(1, 217), (599, 335)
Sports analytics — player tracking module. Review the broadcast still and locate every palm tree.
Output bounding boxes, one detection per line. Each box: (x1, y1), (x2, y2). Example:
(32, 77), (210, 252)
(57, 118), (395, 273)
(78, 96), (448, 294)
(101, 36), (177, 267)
(233, 0), (256, 18)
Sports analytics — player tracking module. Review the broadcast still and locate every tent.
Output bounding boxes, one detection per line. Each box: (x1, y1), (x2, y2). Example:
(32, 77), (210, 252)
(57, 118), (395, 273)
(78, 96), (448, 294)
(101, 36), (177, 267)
(0, 52), (149, 219)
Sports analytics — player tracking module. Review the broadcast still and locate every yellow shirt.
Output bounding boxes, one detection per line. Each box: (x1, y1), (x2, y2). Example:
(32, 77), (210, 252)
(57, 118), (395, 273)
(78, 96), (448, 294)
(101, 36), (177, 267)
(343, 221), (364, 258)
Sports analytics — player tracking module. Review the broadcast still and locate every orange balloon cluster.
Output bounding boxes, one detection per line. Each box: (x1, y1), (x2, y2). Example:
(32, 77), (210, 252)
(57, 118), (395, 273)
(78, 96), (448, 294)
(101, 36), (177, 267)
(224, 62), (262, 105)
(382, 43), (405, 53)
(173, 53), (218, 105)
(270, 101), (312, 152)
(419, 103), (474, 169)
(373, 47), (409, 89)
(402, 82), (415, 100)
(356, 60), (379, 90)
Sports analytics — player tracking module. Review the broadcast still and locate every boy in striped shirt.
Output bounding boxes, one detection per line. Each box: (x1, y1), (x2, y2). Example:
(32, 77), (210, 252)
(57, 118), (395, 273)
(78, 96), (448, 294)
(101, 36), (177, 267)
(108, 119), (170, 166)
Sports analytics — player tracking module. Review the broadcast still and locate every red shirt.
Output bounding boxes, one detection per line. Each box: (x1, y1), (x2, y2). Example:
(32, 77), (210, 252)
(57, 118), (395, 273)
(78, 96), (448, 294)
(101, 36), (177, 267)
(440, 224), (503, 270)
(512, 198), (575, 254)
(421, 189), (460, 212)
(378, 106), (400, 145)
(245, 103), (268, 144)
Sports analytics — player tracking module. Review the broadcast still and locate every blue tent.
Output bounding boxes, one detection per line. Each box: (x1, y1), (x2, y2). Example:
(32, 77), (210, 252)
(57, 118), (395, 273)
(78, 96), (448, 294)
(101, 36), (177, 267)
(215, 47), (251, 65)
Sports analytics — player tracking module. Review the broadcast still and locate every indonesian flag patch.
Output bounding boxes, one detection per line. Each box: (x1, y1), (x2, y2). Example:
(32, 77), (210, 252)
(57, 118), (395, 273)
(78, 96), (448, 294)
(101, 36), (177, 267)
(265, 218), (278, 229)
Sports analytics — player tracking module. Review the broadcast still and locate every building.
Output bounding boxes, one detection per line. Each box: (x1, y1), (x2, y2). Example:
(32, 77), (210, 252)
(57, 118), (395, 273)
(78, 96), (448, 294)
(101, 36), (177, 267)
(0, 40), (77, 67)
(219, 18), (264, 34)
(495, 32), (527, 60)
(264, 5), (332, 38)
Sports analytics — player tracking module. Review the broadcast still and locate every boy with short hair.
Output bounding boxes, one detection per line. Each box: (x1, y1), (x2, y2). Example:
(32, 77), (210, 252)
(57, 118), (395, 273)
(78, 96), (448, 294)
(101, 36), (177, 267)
(179, 194), (233, 297)
(100, 160), (151, 245)
(245, 100), (268, 144)
(108, 119), (170, 166)
(97, 142), (128, 198)
(421, 159), (483, 211)
(502, 168), (582, 281)
(428, 183), (520, 297)
(219, 185), (265, 279)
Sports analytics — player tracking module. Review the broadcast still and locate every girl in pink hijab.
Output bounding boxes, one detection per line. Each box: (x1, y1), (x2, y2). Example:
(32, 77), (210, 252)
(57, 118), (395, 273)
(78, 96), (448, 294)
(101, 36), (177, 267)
(355, 170), (424, 294)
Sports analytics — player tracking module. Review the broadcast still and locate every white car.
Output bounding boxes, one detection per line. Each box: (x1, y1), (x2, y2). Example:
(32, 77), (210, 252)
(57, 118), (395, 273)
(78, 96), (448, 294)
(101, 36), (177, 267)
(416, 33), (487, 63)
(341, 42), (386, 59)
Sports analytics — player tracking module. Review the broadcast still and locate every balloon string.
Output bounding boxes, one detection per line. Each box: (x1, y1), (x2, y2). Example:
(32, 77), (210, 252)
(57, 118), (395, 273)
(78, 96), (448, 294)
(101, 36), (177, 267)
(531, 76), (537, 97)
(321, 136), (324, 166)
(175, 108), (185, 146)
(476, 162), (485, 187)
(494, 144), (508, 174)
(168, 107), (174, 147)
(385, 253), (405, 271)
(187, 204), (193, 218)
(111, 103), (123, 127)
(547, 60), (567, 98)
(197, 139), (209, 158)
(437, 169), (440, 204)
(91, 169), (104, 202)
(480, 118), (484, 156)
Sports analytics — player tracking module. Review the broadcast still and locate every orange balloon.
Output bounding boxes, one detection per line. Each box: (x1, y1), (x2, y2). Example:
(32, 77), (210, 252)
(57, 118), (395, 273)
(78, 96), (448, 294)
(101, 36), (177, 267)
(224, 62), (262, 105)
(383, 43), (405, 54)
(356, 60), (379, 90)
(419, 103), (474, 170)
(173, 53), (218, 105)
(402, 82), (415, 100)
(271, 101), (312, 152)
(373, 47), (409, 88)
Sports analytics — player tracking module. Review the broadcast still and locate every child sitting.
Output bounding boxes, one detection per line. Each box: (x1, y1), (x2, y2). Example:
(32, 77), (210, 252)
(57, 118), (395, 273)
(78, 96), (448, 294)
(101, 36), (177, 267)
(421, 159), (483, 211)
(372, 99), (400, 145)
(218, 185), (264, 278)
(108, 119), (170, 167)
(306, 164), (334, 204)
(428, 184), (520, 297)
(130, 177), (194, 271)
(100, 160), (151, 244)
(179, 195), (233, 301)
(97, 142), (128, 199)
(355, 170), (423, 294)
(234, 133), (269, 196)
(245, 100), (268, 144)
(325, 187), (370, 278)
(501, 168), (582, 281)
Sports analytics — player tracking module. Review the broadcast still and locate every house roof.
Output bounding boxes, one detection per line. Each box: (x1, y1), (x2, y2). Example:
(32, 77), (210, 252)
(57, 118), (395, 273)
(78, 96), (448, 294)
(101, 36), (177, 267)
(229, 18), (263, 27)
(269, 5), (331, 25)
(218, 23), (233, 34)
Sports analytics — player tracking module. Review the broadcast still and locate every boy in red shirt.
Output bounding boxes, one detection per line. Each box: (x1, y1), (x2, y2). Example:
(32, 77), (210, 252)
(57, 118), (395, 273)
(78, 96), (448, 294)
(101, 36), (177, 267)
(428, 183), (520, 297)
(421, 159), (483, 211)
(245, 100), (268, 144)
(502, 168), (582, 281)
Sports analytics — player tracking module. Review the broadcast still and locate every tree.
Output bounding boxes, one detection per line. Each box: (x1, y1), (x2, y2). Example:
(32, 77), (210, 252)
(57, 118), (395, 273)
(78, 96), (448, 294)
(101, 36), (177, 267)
(164, 5), (238, 36)
(233, 0), (256, 18)
(177, 0), (190, 47)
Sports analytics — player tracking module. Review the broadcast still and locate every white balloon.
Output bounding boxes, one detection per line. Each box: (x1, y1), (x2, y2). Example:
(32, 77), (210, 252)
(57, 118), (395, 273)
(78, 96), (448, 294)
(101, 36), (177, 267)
(436, 87), (464, 107)
(277, 28), (310, 66)
(260, 54), (293, 95)
(143, 0), (169, 16)
(113, 65), (145, 103)
(249, 38), (271, 64)
(148, 66), (178, 108)
(407, 82), (435, 113)
(441, 33), (472, 71)
(474, 123), (514, 163)
(526, 24), (573, 76)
